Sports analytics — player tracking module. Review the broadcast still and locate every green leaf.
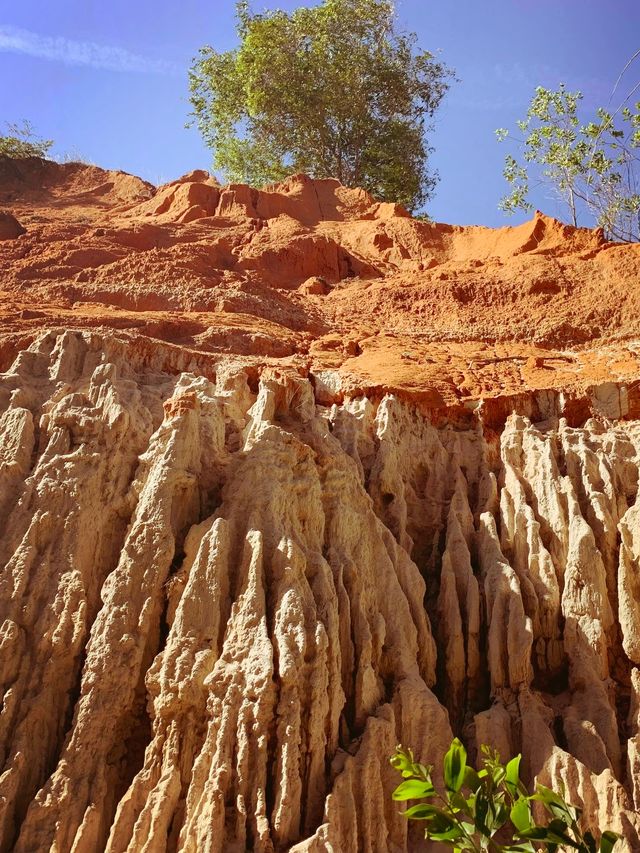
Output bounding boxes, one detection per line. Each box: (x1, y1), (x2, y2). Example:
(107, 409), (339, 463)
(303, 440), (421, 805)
(599, 830), (620, 853)
(463, 765), (481, 791)
(519, 821), (579, 848)
(423, 809), (463, 841)
(485, 793), (508, 832)
(446, 791), (466, 814)
(519, 826), (551, 842)
(531, 784), (566, 809)
(475, 791), (489, 832)
(389, 751), (409, 772)
(392, 779), (435, 801)
(510, 797), (532, 831)
(505, 754), (521, 793)
(491, 764), (506, 787)
(548, 800), (573, 822)
(443, 737), (467, 792)
(430, 826), (464, 842)
(402, 803), (438, 820)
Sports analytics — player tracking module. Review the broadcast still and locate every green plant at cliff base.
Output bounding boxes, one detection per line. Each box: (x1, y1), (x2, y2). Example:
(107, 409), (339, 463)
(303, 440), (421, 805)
(0, 120), (53, 159)
(189, 0), (454, 211)
(391, 739), (620, 852)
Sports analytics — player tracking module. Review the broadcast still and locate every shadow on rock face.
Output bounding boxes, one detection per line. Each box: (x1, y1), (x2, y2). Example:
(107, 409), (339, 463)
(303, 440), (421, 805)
(0, 210), (25, 239)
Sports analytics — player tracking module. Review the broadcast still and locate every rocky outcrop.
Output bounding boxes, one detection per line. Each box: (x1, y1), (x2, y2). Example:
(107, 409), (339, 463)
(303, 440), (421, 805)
(1, 330), (640, 851)
(0, 211), (25, 240)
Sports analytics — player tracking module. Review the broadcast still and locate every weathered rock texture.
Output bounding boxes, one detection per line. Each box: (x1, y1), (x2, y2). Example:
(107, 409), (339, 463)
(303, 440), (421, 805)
(1, 159), (640, 851)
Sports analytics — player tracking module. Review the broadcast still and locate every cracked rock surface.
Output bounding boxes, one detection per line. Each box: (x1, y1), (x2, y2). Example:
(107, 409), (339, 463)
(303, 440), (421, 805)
(1, 330), (640, 851)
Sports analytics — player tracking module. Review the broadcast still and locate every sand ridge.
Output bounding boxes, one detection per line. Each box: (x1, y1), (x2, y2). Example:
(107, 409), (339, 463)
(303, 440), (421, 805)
(2, 156), (640, 418)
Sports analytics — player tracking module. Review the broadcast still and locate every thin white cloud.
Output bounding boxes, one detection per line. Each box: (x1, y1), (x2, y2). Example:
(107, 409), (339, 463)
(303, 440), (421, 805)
(0, 24), (181, 75)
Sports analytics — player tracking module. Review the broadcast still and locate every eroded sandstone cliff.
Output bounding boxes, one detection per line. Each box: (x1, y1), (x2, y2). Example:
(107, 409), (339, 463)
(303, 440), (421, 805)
(1, 159), (640, 851)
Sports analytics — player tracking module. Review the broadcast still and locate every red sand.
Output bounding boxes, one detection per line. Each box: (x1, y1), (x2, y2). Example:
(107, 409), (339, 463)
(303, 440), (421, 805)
(2, 156), (640, 414)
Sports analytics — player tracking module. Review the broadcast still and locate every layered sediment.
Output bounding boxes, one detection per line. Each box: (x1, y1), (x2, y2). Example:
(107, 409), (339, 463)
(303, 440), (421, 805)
(1, 158), (640, 851)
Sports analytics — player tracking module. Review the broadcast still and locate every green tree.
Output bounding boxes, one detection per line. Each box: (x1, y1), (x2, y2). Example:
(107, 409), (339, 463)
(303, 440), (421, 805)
(391, 739), (620, 851)
(496, 84), (640, 242)
(0, 120), (53, 159)
(188, 0), (454, 211)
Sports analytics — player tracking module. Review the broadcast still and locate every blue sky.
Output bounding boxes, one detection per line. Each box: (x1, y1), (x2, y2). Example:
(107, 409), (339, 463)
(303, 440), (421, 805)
(1, 0), (638, 225)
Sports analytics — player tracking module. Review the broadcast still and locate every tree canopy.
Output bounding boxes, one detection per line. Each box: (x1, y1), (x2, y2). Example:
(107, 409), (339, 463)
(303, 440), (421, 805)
(188, 0), (453, 211)
(497, 84), (640, 242)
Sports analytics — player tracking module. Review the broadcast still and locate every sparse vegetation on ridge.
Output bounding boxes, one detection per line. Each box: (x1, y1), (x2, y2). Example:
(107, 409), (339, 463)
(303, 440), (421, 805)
(0, 120), (53, 160)
(496, 83), (640, 242)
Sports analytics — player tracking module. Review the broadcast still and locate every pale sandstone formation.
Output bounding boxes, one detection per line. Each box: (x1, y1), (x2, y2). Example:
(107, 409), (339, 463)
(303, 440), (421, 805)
(1, 330), (639, 851)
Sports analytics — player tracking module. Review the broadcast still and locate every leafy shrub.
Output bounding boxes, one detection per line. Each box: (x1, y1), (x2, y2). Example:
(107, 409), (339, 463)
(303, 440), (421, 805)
(0, 121), (53, 159)
(391, 739), (619, 851)
(496, 84), (640, 242)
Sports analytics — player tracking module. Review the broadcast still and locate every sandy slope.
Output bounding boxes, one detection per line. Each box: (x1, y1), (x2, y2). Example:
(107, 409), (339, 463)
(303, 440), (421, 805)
(2, 157), (640, 416)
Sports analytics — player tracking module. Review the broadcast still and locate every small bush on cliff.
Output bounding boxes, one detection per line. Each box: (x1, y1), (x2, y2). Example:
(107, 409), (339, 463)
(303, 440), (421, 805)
(188, 0), (454, 211)
(391, 739), (619, 851)
(496, 83), (640, 242)
(0, 120), (53, 159)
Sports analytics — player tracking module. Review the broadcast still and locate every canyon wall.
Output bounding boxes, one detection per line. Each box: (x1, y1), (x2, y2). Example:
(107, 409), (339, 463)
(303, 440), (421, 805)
(1, 160), (640, 850)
